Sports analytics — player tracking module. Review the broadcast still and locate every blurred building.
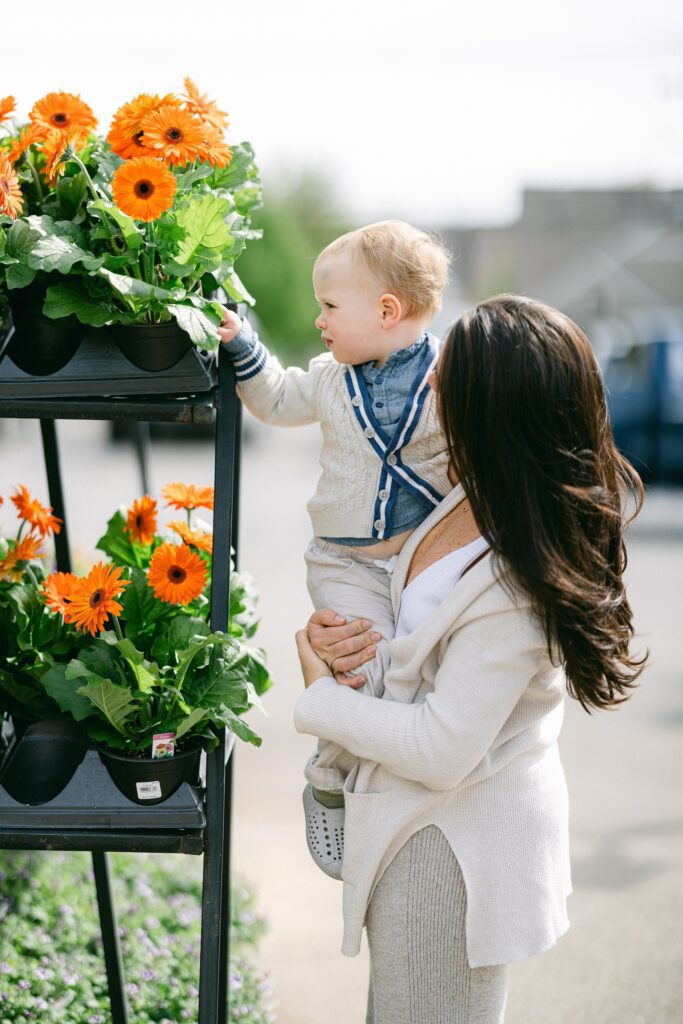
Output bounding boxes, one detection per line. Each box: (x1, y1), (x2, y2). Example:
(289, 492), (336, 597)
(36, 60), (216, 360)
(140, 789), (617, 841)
(441, 189), (683, 481)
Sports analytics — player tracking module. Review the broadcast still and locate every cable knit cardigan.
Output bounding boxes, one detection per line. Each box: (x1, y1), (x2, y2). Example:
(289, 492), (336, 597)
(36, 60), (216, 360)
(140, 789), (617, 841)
(231, 336), (450, 539)
(294, 484), (572, 967)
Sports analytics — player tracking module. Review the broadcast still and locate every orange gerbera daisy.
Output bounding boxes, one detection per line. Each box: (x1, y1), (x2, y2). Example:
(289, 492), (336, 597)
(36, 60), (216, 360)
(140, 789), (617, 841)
(125, 495), (158, 546)
(167, 520), (213, 555)
(0, 534), (44, 581)
(0, 96), (16, 124)
(6, 123), (45, 163)
(139, 104), (205, 167)
(42, 125), (91, 185)
(107, 92), (182, 160)
(42, 571), (80, 615)
(111, 156), (177, 222)
(161, 482), (215, 511)
(10, 485), (62, 537)
(148, 542), (208, 605)
(29, 92), (97, 135)
(182, 77), (229, 133)
(200, 124), (232, 169)
(0, 155), (23, 219)
(63, 562), (130, 636)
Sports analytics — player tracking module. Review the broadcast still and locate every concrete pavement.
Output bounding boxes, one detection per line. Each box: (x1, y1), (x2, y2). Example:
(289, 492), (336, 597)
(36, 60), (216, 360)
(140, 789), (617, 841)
(0, 413), (681, 1023)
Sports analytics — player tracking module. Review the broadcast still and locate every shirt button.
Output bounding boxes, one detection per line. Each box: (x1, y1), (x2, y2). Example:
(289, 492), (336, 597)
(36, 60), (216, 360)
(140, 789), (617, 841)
(364, 426), (375, 438)
(378, 489), (390, 501)
(374, 519), (385, 531)
(387, 453), (397, 466)
(375, 401), (384, 408)
(351, 395), (361, 407)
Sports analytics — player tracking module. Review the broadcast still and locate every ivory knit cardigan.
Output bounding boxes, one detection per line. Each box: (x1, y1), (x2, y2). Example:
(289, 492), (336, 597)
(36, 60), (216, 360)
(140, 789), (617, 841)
(231, 334), (450, 540)
(294, 484), (573, 967)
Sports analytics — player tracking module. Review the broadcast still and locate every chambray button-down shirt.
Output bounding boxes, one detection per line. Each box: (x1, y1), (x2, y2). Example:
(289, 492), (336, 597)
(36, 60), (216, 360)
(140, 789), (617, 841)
(226, 322), (435, 545)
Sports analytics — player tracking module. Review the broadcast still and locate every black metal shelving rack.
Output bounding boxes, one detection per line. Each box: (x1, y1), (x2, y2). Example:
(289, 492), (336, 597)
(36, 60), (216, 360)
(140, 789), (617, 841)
(0, 334), (243, 1024)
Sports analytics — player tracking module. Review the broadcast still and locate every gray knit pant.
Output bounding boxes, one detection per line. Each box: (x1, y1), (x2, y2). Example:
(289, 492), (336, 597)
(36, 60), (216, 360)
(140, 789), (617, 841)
(365, 827), (508, 1024)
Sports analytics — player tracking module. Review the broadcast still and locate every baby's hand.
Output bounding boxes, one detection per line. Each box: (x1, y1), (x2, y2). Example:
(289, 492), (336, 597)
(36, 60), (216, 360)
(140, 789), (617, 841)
(216, 306), (242, 345)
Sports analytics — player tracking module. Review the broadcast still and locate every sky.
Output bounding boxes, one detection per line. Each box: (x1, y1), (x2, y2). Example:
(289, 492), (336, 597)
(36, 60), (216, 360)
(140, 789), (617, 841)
(3, 0), (682, 228)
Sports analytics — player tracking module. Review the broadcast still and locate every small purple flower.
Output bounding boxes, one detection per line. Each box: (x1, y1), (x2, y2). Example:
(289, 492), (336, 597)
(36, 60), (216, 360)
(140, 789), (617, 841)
(18, 978), (31, 989)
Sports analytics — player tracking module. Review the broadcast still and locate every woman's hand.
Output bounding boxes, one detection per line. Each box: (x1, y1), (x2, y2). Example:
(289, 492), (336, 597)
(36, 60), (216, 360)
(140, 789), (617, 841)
(295, 629), (334, 689)
(307, 609), (381, 688)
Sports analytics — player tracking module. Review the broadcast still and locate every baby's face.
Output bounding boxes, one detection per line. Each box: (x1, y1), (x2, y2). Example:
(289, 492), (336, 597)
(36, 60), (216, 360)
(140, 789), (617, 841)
(312, 253), (385, 365)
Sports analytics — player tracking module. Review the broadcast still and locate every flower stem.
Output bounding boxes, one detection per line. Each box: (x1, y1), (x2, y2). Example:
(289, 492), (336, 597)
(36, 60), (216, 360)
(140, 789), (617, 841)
(24, 563), (41, 589)
(112, 615), (124, 641)
(25, 153), (43, 203)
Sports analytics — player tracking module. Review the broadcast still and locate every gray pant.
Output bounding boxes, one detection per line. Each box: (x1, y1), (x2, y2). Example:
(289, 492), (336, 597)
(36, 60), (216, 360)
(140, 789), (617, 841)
(304, 537), (396, 793)
(366, 827), (508, 1024)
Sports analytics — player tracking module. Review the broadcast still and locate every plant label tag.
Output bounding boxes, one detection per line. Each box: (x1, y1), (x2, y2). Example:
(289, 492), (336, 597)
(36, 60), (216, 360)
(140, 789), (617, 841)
(152, 733), (175, 759)
(136, 780), (162, 800)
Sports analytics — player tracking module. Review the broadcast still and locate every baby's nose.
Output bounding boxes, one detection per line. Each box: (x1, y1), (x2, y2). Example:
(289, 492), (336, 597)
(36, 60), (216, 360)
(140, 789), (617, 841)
(315, 312), (325, 329)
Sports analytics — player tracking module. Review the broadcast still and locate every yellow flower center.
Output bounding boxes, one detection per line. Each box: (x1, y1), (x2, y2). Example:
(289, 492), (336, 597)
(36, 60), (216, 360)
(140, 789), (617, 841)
(134, 179), (155, 199)
(169, 565), (187, 584)
(90, 588), (105, 608)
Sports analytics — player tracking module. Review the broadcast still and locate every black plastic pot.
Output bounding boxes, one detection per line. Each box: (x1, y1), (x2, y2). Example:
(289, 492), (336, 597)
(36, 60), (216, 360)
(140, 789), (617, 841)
(0, 718), (89, 806)
(109, 321), (192, 373)
(98, 745), (202, 805)
(6, 283), (87, 376)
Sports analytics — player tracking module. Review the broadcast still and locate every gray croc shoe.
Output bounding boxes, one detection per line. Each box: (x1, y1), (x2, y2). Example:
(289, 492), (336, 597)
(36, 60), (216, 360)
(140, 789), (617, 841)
(302, 783), (344, 880)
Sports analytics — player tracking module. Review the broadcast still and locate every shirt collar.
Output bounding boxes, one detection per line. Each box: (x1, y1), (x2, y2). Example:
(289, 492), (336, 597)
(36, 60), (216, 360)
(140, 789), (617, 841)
(361, 333), (428, 375)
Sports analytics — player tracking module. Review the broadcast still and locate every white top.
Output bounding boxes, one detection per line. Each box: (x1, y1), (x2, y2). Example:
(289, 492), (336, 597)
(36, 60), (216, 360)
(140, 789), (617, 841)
(294, 484), (572, 968)
(395, 536), (490, 638)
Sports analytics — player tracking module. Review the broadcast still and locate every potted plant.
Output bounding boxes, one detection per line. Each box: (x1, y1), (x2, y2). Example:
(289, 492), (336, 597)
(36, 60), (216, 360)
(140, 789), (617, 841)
(0, 487), (90, 804)
(33, 482), (271, 805)
(0, 82), (262, 375)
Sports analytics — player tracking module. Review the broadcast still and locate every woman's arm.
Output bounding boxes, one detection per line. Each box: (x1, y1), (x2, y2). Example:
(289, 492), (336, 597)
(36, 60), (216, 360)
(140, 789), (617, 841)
(294, 605), (548, 791)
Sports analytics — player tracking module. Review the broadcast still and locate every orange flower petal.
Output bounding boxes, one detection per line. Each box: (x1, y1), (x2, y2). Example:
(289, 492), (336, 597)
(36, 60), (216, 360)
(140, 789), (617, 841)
(161, 482), (214, 511)
(148, 542), (208, 605)
(63, 562), (130, 636)
(111, 155), (177, 222)
(125, 495), (158, 546)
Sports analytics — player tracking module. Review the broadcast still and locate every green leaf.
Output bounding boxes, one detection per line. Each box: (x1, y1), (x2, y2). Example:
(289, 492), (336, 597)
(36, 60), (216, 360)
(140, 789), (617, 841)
(28, 235), (94, 275)
(174, 706), (210, 740)
(2, 219), (40, 265)
(95, 509), (139, 566)
(174, 632), (237, 694)
(56, 172), (88, 220)
(88, 200), (143, 251)
(215, 705), (262, 747)
(39, 663), (94, 721)
(219, 267), (255, 306)
(151, 615), (211, 664)
(76, 678), (138, 735)
(102, 634), (159, 693)
(174, 194), (233, 264)
(120, 566), (169, 642)
(43, 281), (113, 326)
(6, 264), (36, 290)
(97, 267), (186, 303)
(175, 164), (214, 191)
(167, 302), (221, 351)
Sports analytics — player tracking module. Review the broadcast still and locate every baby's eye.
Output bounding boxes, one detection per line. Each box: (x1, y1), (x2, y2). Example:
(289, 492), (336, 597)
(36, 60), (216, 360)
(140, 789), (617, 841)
(325, 303), (335, 309)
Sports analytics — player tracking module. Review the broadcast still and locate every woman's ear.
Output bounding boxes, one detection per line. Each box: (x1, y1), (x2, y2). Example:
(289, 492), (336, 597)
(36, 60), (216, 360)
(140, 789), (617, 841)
(379, 293), (403, 328)
(427, 370), (437, 391)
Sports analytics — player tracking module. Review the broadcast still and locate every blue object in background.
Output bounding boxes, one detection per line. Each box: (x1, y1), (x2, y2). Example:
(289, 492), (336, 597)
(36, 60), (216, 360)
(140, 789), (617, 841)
(603, 339), (683, 483)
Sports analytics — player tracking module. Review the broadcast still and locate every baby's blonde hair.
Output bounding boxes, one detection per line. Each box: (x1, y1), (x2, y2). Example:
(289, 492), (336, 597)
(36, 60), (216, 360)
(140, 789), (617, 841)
(316, 220), (449, 321)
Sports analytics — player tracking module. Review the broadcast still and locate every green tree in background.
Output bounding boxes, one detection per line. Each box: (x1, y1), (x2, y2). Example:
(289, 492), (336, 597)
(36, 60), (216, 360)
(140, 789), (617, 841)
(237, 171), (351, 365)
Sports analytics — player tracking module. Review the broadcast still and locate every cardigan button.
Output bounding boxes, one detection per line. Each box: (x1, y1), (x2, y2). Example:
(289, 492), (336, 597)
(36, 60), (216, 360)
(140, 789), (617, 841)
(364, 426), (375, 438)
(378, 489), (390, 500)
(351, 396), (361, 406)
(374, 519), (386, 531)
(387, 453), (397, 466)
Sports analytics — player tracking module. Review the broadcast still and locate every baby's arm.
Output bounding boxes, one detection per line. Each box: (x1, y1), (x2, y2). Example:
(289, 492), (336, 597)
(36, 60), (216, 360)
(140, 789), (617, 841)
(217, 307), (326, 427)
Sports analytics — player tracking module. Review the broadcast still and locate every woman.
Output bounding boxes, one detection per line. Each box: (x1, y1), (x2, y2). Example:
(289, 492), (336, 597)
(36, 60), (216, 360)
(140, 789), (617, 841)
(294, 295), (646, 1024)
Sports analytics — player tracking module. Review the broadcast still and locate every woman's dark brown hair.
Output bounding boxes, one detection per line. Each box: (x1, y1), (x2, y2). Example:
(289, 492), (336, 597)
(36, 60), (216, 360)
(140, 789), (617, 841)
(437, 294), (647, 711)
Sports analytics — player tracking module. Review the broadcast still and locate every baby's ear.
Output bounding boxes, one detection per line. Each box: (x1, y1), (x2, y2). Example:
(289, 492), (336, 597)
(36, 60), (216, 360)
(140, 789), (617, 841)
(379, 292), (403, 326)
